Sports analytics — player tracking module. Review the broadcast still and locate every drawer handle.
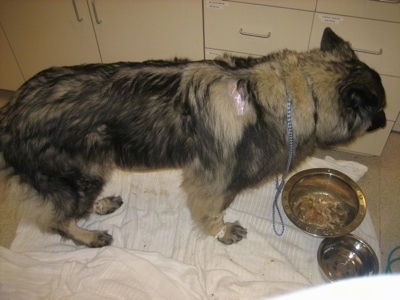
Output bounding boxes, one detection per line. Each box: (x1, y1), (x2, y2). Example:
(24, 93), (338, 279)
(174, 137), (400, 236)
(353, 47), (383, 55)
(91, 0), (102, 24)
(239, 28), (271, 39)
(369, 0), (399, 4)
(72, 0), (83, 22)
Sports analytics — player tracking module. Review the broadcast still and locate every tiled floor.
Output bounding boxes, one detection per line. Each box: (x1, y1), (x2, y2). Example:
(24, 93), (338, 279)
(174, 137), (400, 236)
(0, 89), (399, 272)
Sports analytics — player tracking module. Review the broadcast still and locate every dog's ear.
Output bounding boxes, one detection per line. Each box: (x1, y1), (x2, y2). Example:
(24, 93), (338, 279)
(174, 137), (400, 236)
(320, 27), (357, 60)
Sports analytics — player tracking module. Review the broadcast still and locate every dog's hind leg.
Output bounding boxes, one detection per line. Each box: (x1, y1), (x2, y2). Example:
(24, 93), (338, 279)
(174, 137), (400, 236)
(55, 218), (113, 248)
(42, 170), (118, 247)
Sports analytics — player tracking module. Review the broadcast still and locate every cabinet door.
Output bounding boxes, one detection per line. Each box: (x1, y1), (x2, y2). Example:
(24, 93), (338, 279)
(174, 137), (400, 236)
(89, 0), (204, 62)
(0, 0), (101, 80)
(0, 23), (24, 90)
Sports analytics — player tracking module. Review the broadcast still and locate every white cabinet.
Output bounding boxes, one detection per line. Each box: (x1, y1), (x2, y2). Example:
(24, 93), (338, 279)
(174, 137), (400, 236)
(0, 0), (101, 81)
(0, 0), (203, 83)
(0, 23), (24, 90)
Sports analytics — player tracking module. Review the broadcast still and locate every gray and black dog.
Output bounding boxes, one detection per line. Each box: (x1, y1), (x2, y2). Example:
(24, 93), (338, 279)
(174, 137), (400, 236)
(0, 28), (386, 247)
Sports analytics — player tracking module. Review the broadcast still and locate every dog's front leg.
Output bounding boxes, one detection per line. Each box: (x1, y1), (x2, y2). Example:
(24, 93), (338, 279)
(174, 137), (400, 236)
(183, 180), (247, 244)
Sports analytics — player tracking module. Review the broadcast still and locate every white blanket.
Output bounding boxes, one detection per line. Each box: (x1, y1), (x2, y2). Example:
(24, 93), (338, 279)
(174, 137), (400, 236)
(0, 156), (380, 299)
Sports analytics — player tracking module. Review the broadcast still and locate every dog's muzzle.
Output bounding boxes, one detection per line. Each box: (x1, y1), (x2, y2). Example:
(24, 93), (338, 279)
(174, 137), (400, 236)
(367, 110), (386, 132)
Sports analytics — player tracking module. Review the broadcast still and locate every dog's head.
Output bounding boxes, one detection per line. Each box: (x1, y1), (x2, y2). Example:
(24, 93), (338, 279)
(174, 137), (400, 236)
(314, 28), (386, 146)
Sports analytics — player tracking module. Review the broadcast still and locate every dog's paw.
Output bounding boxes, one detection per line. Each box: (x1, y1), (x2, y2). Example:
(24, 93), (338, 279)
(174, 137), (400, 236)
(93, 196), (123, 215)
(217, 221), (247, 245)
(87, 231), (113, 248)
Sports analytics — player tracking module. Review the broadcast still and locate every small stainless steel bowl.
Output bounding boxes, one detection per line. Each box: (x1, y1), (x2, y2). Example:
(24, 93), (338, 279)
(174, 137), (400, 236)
(317, 234), (379, 281)
(282, 168), (366, 237)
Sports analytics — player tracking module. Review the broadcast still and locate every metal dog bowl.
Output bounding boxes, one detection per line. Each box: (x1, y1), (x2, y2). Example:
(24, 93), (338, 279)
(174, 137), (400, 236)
(282, 168), (366, 237)
(317, 234), (379, 281)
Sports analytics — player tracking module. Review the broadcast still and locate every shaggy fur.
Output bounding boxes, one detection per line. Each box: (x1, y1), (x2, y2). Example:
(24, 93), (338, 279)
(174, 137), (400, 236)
(0, 28), (386, 247)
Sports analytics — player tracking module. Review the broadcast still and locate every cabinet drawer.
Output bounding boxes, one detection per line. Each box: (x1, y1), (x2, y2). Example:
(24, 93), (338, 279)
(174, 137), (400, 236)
(204, 1), (314, 55)
(220, 0), (317, 11)
(336, 121), (393, 156)
(309, 14), (400, 77)
(316, 0), (400, 23)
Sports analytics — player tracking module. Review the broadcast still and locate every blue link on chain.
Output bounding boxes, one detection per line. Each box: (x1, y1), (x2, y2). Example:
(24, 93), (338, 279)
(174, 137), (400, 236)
(272, 96), (295, 236)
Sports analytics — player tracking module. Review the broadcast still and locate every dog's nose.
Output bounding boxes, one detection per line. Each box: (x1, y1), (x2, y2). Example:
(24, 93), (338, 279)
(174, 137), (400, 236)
(367, 110), (386, 132)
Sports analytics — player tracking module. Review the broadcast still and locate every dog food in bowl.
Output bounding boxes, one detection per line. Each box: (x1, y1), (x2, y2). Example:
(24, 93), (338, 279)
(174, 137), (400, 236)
(282, 168), (366, 237)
